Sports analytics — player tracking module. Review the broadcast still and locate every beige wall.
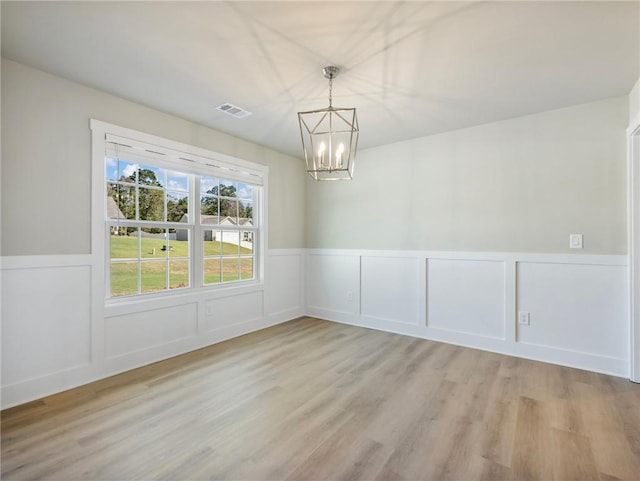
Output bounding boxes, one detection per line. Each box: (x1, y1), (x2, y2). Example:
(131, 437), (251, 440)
(1, 59), (306, 255)
(631, 77), (640, 126)
(306, 96), (628, 254)
(3, 58), (630, 256)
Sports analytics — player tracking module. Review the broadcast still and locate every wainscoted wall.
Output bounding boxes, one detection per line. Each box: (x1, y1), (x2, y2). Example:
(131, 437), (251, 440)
(0, 249), (304, 409)
(1, 247), (629, 408)
(306, 249), (628, 377)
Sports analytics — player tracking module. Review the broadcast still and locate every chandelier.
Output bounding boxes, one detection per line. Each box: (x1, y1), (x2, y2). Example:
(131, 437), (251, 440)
(298, 66), (359, 180)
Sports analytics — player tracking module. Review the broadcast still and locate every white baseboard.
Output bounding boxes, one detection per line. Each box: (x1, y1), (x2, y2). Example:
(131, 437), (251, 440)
(310, 307), (627, 378)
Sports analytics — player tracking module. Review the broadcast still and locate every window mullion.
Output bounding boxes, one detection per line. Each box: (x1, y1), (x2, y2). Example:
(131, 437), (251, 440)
(137, 229), (142, 295)
(105, 227), (112, 299)
(135, 170), (140, 221)
(193, 175), (203, 289)
(165, 228), (170, 292)
(253, 198), (258, 280)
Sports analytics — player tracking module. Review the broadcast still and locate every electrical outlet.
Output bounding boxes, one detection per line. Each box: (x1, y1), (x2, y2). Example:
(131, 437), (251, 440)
(518, 311), (530, 326)
(347, 290), (354, 302)
(570, 234), (583, 249)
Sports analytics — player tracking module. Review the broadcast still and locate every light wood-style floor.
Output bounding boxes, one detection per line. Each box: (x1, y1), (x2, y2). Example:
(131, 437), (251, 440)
(2, 317), (640, 481)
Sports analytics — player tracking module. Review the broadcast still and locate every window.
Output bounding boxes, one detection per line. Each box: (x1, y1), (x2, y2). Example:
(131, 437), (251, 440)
(106, 158), (193, 297)
(94, 121), (265, 300)
(200, 176), (255, 285)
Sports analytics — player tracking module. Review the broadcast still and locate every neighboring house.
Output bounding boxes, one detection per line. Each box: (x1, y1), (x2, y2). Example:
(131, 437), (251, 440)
(107, 196), (125, 220)
(176, 214), (253, 247)
(107, 196), (126, 235)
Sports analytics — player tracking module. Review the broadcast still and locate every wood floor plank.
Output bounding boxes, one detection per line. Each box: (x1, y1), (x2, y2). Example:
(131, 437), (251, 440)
(588, 430), (640, 481)
(479, 458), (513, 481)
(323, 438), (393, 481)
(551, 427), (600, 481)
(2, 317), (640, 481)
(498, 395), (553, 481)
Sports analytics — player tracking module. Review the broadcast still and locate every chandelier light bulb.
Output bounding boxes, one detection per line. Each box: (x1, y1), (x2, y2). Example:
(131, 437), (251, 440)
(336, 143), (344, 168)
(318, 142), (326, 166)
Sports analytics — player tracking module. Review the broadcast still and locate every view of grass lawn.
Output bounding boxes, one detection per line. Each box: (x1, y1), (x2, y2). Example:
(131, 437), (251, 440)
(110, 235), (253, 297)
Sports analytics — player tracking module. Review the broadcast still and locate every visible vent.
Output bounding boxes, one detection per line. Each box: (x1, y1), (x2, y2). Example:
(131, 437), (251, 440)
(216, 102), (252, 119)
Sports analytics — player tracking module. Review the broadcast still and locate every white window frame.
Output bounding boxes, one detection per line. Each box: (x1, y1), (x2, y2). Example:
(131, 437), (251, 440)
(91, 119), (268, 306)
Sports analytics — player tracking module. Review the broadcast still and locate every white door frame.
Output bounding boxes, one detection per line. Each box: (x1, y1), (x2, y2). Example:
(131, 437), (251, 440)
(628, 114), (640, 382)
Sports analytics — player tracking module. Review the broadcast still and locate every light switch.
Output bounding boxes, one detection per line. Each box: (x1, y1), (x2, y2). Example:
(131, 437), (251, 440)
(570, 234), (583, 249)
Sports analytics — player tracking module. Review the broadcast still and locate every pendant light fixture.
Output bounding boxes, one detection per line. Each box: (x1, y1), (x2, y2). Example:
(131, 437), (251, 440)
(298, 66), (359, 180)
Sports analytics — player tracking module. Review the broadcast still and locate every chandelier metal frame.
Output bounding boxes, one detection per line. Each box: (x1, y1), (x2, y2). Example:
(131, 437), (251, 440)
(298, 66), (359, 181)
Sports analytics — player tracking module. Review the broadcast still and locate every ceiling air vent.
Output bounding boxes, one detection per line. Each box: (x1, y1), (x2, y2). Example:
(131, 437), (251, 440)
(216, 102), (252, 119)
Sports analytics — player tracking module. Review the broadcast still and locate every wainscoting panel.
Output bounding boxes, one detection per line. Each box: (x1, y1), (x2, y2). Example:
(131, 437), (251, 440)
(105, 302), (198, 359)
(517, 262), (628, 359)
(1, 264), (92, 386)
(361, 256), (421, 326)
(306, 253), (360, 316)
(264, 250), (303, 318)
(200, 291), (263, 333)
(427, 258), (506, 339)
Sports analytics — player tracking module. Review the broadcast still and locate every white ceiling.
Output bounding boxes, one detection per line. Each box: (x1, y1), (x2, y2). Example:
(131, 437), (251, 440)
(2, 1), (639, 159)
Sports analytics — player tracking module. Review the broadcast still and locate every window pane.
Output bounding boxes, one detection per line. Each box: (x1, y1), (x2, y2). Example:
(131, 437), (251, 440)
(141, 228), (168, 259)
(170, 229), (190, 258)
(240, 200), (253, 222)
(111, 262), (138, 297)
(118, 161), (137, 182)
(203, 230), (221, 255)
(236, 183), (253, 200)
(138, 164), (165, 188)
(221, 231), (240, 255)
(106, 158), (119, 182)
(111, 228), (139, 259)
(170, 260), (189, 290)
(220, 199), (238, 221)
(139, 187), (165, 221)
(167, 170), (188, 192)
(201, 176), (219, 196)
(204, 258), (221, 284)
(222, 257), (239, 283)
(240, 231), (254, 254)
(200, 196), (219, 220)
(219, 179), (236, 198)
(167, 191), (188, 222)
(240, 257), (253, 280)
(111, 184), (135, 220)
(141, 261), (167, 293)
(107, 184), (124, 219)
